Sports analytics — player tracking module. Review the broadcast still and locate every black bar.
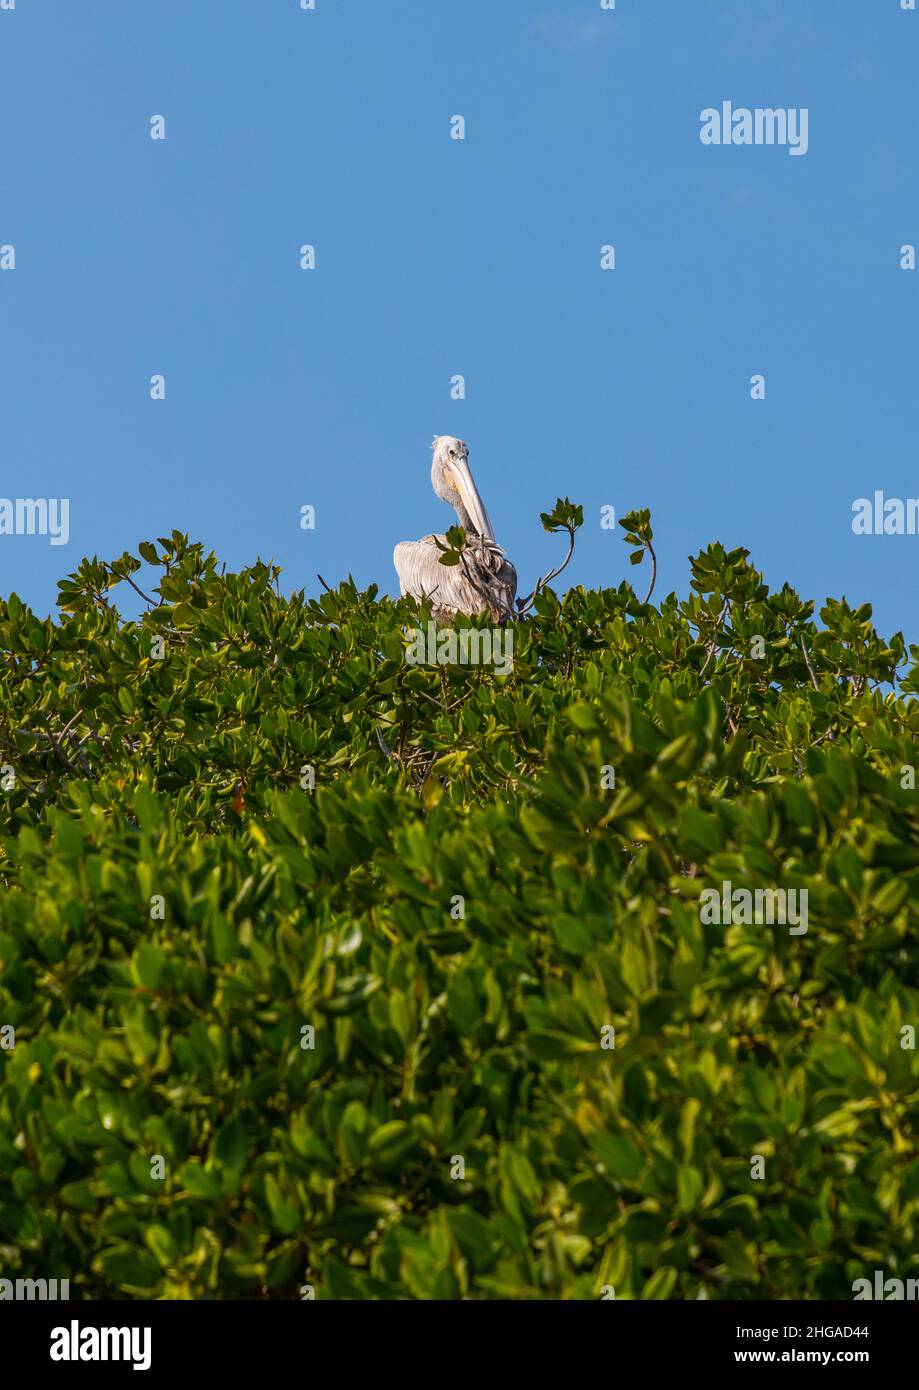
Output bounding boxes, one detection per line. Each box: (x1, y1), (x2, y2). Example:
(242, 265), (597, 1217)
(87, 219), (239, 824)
(7, 1298), (914, 1377)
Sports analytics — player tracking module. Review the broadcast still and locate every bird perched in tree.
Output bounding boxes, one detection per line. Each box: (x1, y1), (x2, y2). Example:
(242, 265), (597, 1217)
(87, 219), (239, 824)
(393, 436), (517, 621)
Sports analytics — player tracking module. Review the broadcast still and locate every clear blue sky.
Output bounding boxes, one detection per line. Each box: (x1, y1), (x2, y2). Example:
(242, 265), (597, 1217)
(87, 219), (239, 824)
(1, 0), (917, 646)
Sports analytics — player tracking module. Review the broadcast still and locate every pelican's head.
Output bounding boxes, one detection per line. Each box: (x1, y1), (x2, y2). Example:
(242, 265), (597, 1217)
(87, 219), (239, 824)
(431, 435), (495, 539)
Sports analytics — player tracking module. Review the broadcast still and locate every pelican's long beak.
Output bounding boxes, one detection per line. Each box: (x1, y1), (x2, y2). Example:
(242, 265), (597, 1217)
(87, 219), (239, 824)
(445, 454), (495, 541)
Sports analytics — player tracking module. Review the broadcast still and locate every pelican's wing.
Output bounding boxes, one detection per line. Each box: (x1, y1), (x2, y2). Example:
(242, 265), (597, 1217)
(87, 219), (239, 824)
(394, 535), (516, 620)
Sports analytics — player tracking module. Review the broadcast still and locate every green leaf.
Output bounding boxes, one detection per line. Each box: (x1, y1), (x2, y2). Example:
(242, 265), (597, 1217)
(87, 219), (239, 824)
(591, 1133), (645, 1182)
(213, 1118), (248, 1171)
(640, 1267), (679, 1300)
(132, 945), (166, 991)
(144, 1224), (178, 1267)
(97, 1245), (162, 1291)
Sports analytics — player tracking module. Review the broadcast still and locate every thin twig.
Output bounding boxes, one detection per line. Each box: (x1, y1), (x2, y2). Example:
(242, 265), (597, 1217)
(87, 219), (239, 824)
(517, 525), (577, 614)
(800, 636), (819, 691)
(642, 542), (658, 605)
(40, 720), (81, 777)
(375, 725), (399, 769)
(121, 574), (157, 607)
(59, 709), (84, 742)
(700, 599), (730, 677)
(458, 549), (503, 618)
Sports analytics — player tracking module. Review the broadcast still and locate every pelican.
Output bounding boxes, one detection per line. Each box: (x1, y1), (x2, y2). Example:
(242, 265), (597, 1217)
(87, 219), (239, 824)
(394, 436), (517, 621)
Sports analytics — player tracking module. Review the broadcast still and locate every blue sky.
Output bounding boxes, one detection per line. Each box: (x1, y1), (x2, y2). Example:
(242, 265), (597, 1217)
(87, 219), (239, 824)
(1, 0), (917, 647)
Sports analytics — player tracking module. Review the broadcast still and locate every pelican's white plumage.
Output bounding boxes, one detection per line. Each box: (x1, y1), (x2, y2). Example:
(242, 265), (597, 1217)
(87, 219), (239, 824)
(394, 437), (517, 621)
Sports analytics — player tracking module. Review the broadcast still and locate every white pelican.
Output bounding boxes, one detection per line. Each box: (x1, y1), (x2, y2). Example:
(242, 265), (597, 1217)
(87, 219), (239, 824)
(393, 436), (517, 621)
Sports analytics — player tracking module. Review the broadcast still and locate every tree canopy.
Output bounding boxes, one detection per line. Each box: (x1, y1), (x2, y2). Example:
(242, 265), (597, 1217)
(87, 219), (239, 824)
(0, 516), (916, 1299)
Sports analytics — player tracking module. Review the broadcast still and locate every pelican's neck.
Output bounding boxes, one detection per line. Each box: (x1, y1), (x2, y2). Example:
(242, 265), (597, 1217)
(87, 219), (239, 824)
(454, 499), (477, 535)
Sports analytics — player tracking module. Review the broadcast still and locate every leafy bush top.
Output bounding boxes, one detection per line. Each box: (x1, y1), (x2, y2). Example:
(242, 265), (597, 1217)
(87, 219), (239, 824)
(0, 520), (917, 1299)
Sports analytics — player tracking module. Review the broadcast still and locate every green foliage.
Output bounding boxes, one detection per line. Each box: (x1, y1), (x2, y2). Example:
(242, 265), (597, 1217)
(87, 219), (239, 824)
(0, 528), (917, 1300)
(432, 525), (468, 568)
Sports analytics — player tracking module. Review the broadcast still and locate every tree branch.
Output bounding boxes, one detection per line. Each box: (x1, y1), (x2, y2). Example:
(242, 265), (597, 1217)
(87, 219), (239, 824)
(800, 636), (820, 691)
(517, 524), (577, 615)
(642, 541), (658, 604)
